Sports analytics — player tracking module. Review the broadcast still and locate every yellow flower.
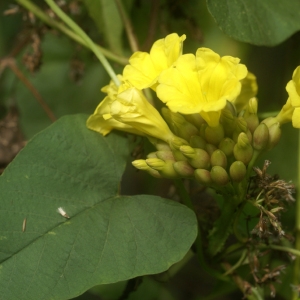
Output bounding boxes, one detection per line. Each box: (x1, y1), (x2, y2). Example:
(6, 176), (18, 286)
(234, 72), (258, 112)
(110, 87), (175, 142)
(156, 48), (248, 127)
(86, 94), (144, 137)
(286, 66), (300, 128)
(123, 33), (186, 90)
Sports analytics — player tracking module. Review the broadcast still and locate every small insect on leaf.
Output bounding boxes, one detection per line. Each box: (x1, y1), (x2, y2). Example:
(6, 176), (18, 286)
(22, 218), (27, 232)
(57, 207), (70, 219)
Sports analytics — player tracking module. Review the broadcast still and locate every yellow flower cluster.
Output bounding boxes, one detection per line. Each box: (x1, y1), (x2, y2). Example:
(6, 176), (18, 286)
(87, 33), (300, 183)
(87, 33), (259, 140)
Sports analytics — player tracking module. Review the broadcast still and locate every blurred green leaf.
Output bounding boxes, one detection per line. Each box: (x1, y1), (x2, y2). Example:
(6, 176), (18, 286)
(206, 0), (300, 46)
(0, 114), (197, 300)
(82, 0), (124, 54)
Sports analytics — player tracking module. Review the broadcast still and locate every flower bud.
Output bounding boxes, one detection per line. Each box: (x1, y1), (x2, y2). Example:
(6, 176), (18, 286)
(232, 117), (248, 142)
(218, 138), (235, 157)
(266, 122), (281, 150)
(151, 139), (171, 151)
(173, 161), (195, 177)
(252, 123), (269, 151)
(220, 108), (236, 136)
(169, 136), (189, 161)
(205, 143), (218, 156)
(156, 150), (175, 161)
(190, 135), (207, 149)
(233, 132), (254, 165)
(147, 152), (157, 159)
(184, 113), (205, 128)
(205, 124), (225, 146)
(132, 159), (162, 178)
(199, 123), (207, 138)
(229, 161), (247, 183)
(210, 166), (229, 186)
(194, 169), (212, 185)
(161, 108), (198, 141)
(146, 158), (178, 179)
(180, 145), (210, 169)
(243, 98), (259, 133)
(211, 150), (227, 168)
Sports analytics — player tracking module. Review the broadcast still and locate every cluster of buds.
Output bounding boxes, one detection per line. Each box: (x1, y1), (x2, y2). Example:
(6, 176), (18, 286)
(132, 98), (281, 194)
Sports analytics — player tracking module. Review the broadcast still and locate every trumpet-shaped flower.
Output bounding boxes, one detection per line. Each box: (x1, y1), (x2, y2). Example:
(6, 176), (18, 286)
(110, 87), (175, 142)
(285, 66), (300, 128)
(123, 33), (186, 90)
(86, 94), (144, 136)
(156, 48), (248, 127)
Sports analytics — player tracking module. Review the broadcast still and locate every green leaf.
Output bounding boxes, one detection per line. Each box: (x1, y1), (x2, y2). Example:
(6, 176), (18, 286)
(206, 0), (300, 46)
(0, 114), (197, 300)
(82, 0), (124, 54)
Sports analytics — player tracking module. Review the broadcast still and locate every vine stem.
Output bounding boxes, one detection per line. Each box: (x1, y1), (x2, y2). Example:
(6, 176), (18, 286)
(292, 129), (300, 300)
(115, 0), (139, 52)
(45, 0), (120, 86)
(173, 179), (228, 282)
(15, 0), (128, 66)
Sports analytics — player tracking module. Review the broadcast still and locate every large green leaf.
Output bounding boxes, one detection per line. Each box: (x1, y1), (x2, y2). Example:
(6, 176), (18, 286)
(0, 114), (197, 300)
(206, 0), (300, 46)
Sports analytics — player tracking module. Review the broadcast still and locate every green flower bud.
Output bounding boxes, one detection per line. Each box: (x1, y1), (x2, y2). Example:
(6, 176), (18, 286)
(173, 161), (195, 177)
(210, 166), (229, 186)
(180, 145), (210, 169)
(156, 150), (175, 161)
(194, 169), (212, 185)
(266, 122), (281, 150)
(232, 117), (248, 142)
(147, 152), (157, 159)
(184, 113), (205, 128)
(218, 138), (235, 157)
(233, 132), (254, 165)
(220, 108), (236, 136)
(211, 150), (227, 168)
(169, 136), (189, 161)
(252, 123), (269, 151)
(243, 98), (259, 133)
(229, 161), (247, 183)
(152, 140), (171, 151)
(205, 143), (218, 156)
(161, 108), (198, 141)
(146, 158), (178, 179)
(205, 124), (225, 146)
(190, 135), (207, 149)
(132, 159), (162, 178)
(199, 123), (207, 138)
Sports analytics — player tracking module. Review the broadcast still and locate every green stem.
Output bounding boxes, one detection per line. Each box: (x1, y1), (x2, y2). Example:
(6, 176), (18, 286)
(262, 244), (300, 257)
(292, 129), (300, 300)
(173, 179), (228, 281)
(44, 0), (121, 86)
(15, 0), (128, 65)
(223, 249), (247, 276)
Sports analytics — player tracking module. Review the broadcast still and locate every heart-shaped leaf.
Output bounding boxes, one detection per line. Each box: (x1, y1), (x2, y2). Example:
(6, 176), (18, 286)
(207, 0), (300, 46)
(0, 114), (197, 300)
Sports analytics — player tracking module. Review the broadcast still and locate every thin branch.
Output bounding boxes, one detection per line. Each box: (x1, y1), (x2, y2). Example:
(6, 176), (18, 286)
(115, 0), (139, 52)
(1, 58), (56, 122)
(45, 0), (120, 86)
(142, 0), (159, 51)
(15, 0), (128, 65)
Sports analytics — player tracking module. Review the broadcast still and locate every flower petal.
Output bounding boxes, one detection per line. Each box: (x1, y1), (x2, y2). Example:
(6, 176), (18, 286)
(110, 88), (174, 142)
(292, 107), (300, 128)
(286, 66), (300, 107)
(123, 33), (186, 90)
